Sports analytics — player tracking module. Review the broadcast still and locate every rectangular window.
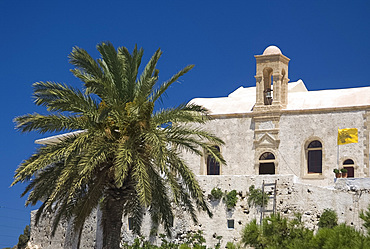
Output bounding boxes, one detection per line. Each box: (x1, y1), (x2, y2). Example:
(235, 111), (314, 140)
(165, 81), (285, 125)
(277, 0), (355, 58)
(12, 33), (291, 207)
(344, 166), (355, 178)
(128, 217), (133, 230)
(308, 150), (322, 173)
(227, 219), (234, 229)
(206, 146), (221, 175)
(207, 157), (220, 175)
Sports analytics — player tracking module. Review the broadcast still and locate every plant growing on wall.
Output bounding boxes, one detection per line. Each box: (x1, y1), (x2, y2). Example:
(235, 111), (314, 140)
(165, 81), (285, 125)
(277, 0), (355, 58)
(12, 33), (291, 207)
(225, 190), (238, 209)
(318, 208), (338, 229)
(210, 187), (224, 200)
(247, 185), (269, 207)
(182, 230), (206, 248)
(225, 242), (240, 249)
(212, 233), (223, 249)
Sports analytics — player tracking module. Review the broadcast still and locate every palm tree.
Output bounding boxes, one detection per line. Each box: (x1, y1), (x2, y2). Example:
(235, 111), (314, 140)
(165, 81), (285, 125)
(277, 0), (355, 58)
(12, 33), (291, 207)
(13, 42), (225, 249)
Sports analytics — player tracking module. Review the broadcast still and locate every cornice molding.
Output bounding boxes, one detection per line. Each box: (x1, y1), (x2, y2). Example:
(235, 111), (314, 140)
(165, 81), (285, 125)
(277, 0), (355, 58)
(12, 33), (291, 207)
(209, 105), (370, 119)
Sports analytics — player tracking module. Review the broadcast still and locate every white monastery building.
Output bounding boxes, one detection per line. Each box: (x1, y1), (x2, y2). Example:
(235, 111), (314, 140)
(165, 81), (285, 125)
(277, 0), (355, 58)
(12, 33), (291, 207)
(184, 45), (370, 185)
(29, 46), (370, 248)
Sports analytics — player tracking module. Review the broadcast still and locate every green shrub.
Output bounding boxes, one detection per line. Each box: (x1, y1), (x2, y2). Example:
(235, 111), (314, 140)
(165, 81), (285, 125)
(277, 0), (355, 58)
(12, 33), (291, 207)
(225, 242), (239, 249)
(122, 237), (160, 249)
(210, 187), (224, 200)
(159, 234), (178, 249)
(241, 219), (262, 249)
(241, 214), (314, 249)
(121, 208), (370, 249)
(178, 244), (190, 249)
(360, 204), (370, 235)
(318, 208), (338, 229)
(16, 225), (30, 249)
(225, 190), (238, 209)
(247, 185), (269, 207)
(312, 224), (369, 249)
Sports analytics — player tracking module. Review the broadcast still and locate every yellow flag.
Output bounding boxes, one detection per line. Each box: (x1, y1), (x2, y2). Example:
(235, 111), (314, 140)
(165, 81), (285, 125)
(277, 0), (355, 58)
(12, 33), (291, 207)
(338, 128), (358, 145)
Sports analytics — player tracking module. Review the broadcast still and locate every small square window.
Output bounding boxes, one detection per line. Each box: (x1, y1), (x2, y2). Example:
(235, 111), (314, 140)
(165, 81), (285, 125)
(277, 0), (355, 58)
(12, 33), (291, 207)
(227, 219), (234, 229)
(128, 217), (133, 230)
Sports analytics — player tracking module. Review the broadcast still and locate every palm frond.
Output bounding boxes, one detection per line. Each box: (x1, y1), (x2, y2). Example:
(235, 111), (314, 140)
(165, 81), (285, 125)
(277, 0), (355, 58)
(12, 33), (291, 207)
(132, 157), (152, 206)
(152, 103), (210, 127)
(168, 152), (212, 218)
(76, 138), (114, 182)
(69, 46), (105, 84)
(114, 141), (132, 188)
(118, 45), (144, 103)
(70, 68), (103, 96)
(135, 49), (162, 103)
(123, 190), (144, 236)
(148, 167), (174, 236)
(14, 113), (86, 134)
(96, 42), (125, 104)
(71, 171), (107, 233)
(13, 135), (86, 185)
(22, 161), (65, 204)
(150, 64), (194, 103)
(33, 81), (99, 114)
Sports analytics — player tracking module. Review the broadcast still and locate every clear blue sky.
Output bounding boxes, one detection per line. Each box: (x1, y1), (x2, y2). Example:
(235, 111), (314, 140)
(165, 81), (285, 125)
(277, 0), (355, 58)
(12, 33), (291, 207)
(1, 0), (369, 247)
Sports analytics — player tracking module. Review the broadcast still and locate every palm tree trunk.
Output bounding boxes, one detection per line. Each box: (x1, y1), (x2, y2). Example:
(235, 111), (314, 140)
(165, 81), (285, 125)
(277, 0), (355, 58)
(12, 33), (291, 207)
(99, 194), (125, 249)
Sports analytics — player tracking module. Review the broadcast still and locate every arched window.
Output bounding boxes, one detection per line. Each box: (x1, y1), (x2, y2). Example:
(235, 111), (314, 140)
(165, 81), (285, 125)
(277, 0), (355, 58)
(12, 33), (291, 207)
(207, 146), (220, 175)
(343, 159), (355, 178)
(259, 152), (275, 175)
(307, 141), (322, 173)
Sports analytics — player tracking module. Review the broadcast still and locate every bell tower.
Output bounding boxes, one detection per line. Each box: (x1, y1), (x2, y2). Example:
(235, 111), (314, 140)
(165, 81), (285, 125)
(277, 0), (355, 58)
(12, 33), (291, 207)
(252, 45), (290, 175)
(254, 45), (290, 112)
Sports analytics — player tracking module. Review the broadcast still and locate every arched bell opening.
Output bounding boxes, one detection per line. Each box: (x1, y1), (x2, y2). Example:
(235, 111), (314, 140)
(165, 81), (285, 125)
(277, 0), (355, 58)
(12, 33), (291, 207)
(262, 67), (273, 105)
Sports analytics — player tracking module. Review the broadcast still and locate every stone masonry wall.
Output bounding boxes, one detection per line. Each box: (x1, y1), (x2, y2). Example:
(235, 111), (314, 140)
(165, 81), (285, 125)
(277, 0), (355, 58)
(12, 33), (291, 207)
(29, 175), (370, 248)
(29, 210), (97, 248)
(183, 110), (367, 183)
